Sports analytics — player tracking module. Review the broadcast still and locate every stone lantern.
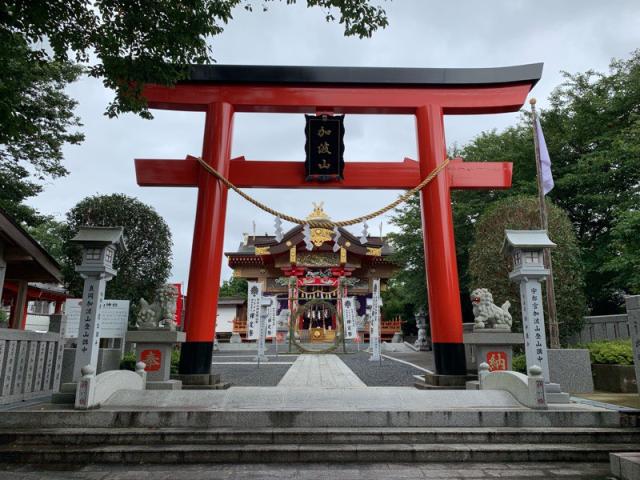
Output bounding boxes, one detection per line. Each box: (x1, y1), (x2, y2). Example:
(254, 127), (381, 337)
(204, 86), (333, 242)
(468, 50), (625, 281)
(501, 230), (569, 403)
(70, 226), (124, 381)
(414, 309), (430, 351)
(502, 230), (554, 379)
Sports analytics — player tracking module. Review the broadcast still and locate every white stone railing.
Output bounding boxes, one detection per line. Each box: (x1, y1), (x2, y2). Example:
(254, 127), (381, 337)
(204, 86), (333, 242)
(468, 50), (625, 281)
(0, 327), (65, 405)
(75, 362), (146, 409)
(479, 362), (547, 409)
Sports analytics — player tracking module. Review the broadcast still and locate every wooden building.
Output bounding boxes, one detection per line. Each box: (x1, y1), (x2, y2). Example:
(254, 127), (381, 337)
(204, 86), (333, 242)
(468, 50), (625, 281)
(224, 204), (402, 341)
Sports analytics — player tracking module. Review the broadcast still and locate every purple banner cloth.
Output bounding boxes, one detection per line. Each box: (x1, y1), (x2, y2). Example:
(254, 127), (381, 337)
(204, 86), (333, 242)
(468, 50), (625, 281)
(535, 117), (554, 195)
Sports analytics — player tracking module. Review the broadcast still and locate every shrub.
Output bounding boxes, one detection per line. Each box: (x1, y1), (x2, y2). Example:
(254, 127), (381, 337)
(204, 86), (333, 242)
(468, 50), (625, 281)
(171, 348), (180, 375)
(119, 352), (136, 371)
(582, 339), (633, 365)
(511, 353), (527, 373)
(468, 195), (587, 343)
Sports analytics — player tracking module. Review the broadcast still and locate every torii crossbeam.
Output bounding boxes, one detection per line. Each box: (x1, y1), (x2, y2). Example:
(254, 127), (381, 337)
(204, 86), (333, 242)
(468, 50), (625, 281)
(134, 64), (542, 378)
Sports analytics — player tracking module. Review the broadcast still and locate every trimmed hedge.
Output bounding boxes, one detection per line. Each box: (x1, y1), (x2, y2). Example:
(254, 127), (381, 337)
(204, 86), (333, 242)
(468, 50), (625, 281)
(581, 339), (633, 365)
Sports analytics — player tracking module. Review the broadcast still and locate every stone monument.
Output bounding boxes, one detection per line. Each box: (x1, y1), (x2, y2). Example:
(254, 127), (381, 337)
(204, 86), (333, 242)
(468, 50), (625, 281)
(126, 283), (185, 390)
(625, 295), (640, 394)
(464, 288), (523, 374)
(502, 230), (569, 403)
(368, 278), (382, 362)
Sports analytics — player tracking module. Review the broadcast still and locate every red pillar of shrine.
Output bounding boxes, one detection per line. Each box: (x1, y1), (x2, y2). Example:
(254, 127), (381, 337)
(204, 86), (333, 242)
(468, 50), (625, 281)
(179, 102), (234, 375)
(416, 105), (467, 376)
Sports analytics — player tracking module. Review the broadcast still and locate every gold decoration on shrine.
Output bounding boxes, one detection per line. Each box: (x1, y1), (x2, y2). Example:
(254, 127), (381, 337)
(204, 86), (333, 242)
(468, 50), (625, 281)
(289, 247), (297, 264)
(310, 228), (332, 247)
(306, 202), (330, 221)
(366, 247), (382, 257)
(306, 202), (333, 247)
(340, 247), (347, 264)
(254, 246), (270, 255)
(297, 252), (339, 267)
(286, 240), (292, 247)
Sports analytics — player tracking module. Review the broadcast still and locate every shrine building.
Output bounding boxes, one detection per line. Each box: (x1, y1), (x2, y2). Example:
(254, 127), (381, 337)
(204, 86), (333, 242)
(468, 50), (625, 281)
(222, 204), (401, 342)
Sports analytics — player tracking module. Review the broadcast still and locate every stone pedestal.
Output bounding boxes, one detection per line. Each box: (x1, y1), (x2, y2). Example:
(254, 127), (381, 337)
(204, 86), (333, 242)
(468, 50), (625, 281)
(126, 330), (186, 390)
(548, 348), (593, 393)
(463, 329), (524, 373)
(229, 332), (242, 344)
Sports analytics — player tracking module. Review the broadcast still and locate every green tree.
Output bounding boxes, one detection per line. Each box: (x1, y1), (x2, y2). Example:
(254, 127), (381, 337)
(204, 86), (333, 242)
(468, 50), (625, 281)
(541, 52), (640, 311)
(0, 30), (83, 226)
(3, 1), (388, 118)
(386, 196), (427, 316)
(62, 194), (173, 313)
(468, 196), (586, 343)
(456, 50), (640, 314)
(602, 210), (640, 294)
(219, 276), (248, 298)
(1, 1), (387, 225)
(26, 216), (66, 263)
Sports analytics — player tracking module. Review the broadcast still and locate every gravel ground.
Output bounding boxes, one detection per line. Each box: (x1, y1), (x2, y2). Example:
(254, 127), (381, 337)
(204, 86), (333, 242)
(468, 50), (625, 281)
(212, 362), (293, 386)
(337, 351), (425, 387)
(211, 350), (298, 386)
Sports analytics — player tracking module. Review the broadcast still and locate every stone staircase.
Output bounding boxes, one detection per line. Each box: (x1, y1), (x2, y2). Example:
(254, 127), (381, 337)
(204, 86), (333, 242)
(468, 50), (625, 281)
(0, 409), (638, 464)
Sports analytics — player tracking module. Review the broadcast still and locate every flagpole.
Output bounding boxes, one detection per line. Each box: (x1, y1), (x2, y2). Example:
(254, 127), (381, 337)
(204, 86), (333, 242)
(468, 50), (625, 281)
(530, 98), (561, 349)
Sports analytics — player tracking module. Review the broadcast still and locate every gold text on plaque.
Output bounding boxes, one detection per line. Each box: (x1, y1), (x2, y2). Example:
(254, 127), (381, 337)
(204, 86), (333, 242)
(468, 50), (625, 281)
(366, 247), (382, 257)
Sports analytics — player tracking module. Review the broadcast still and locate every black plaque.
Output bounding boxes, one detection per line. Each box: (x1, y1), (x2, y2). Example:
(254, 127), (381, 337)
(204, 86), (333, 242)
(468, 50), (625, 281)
(305, 114), (345, 181)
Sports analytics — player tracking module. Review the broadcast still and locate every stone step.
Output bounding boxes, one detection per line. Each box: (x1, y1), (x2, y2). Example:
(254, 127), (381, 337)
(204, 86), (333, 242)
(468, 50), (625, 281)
(0, 409), (630, 429)
(3, 427), (639, 446)
(0, 442), (636, 464)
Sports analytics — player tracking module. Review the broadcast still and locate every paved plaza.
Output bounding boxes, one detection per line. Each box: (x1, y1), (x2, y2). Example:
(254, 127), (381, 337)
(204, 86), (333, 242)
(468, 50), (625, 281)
(209, 346), (430, 387)
(0, 461), (614, 479)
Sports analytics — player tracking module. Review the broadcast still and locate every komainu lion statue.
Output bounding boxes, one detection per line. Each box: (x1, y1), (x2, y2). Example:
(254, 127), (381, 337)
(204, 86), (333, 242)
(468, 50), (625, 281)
(471, 288), (512, 330)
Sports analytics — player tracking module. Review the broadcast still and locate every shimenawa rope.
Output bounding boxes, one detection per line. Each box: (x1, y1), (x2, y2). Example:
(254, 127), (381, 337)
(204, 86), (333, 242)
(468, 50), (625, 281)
(194, 156), (450, 228)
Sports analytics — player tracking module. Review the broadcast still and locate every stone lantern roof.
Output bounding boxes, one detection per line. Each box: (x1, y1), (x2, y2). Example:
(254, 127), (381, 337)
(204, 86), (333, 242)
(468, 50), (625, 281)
(71, 226), (126, 248)
(501, 230), (556, 257)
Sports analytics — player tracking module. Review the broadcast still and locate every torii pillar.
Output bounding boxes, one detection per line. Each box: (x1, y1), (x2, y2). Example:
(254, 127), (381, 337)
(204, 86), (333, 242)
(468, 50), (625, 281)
(134, 64), (542, 377)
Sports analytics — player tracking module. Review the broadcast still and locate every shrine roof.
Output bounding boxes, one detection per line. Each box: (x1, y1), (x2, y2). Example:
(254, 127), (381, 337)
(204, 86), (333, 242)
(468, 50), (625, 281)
(225, 227), (393, 257)
(0, 207), (63, 283)
(185, 63), (543, 88)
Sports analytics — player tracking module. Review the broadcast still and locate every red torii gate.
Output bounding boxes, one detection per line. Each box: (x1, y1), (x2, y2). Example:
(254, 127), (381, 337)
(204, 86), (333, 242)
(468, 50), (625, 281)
(135, 64), (542, 377)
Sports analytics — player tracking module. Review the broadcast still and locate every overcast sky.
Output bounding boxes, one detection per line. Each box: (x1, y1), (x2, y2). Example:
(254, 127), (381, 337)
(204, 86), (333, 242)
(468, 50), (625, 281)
(26, 0), (640, 290)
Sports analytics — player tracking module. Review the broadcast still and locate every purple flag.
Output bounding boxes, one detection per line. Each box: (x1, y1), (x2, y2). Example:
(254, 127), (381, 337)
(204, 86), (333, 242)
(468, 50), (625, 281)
(535, 117), (554, 195)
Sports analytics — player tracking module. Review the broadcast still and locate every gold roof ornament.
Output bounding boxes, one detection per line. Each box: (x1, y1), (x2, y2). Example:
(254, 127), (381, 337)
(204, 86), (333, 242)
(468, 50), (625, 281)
(306, 201), (331, 221)
(306, 202), (333, 247)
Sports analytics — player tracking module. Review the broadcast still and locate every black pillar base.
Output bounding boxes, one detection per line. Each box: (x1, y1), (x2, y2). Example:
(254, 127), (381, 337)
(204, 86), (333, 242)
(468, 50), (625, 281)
(433, 342), (467, 375)
(178, 341), (213, 375)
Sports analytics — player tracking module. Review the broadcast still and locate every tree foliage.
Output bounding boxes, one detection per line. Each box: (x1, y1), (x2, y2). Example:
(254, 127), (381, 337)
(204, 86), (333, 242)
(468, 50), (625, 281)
(387, 50), (639, 324)
(62, 194), (173, 310)
(2, 1), (388, 118)
(26, 216), (66, 264)
(1, 1), (387, 226)
(219, 276), (248, 298)
(0, 29), (84, 226)
(468, 196), (586, 343)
